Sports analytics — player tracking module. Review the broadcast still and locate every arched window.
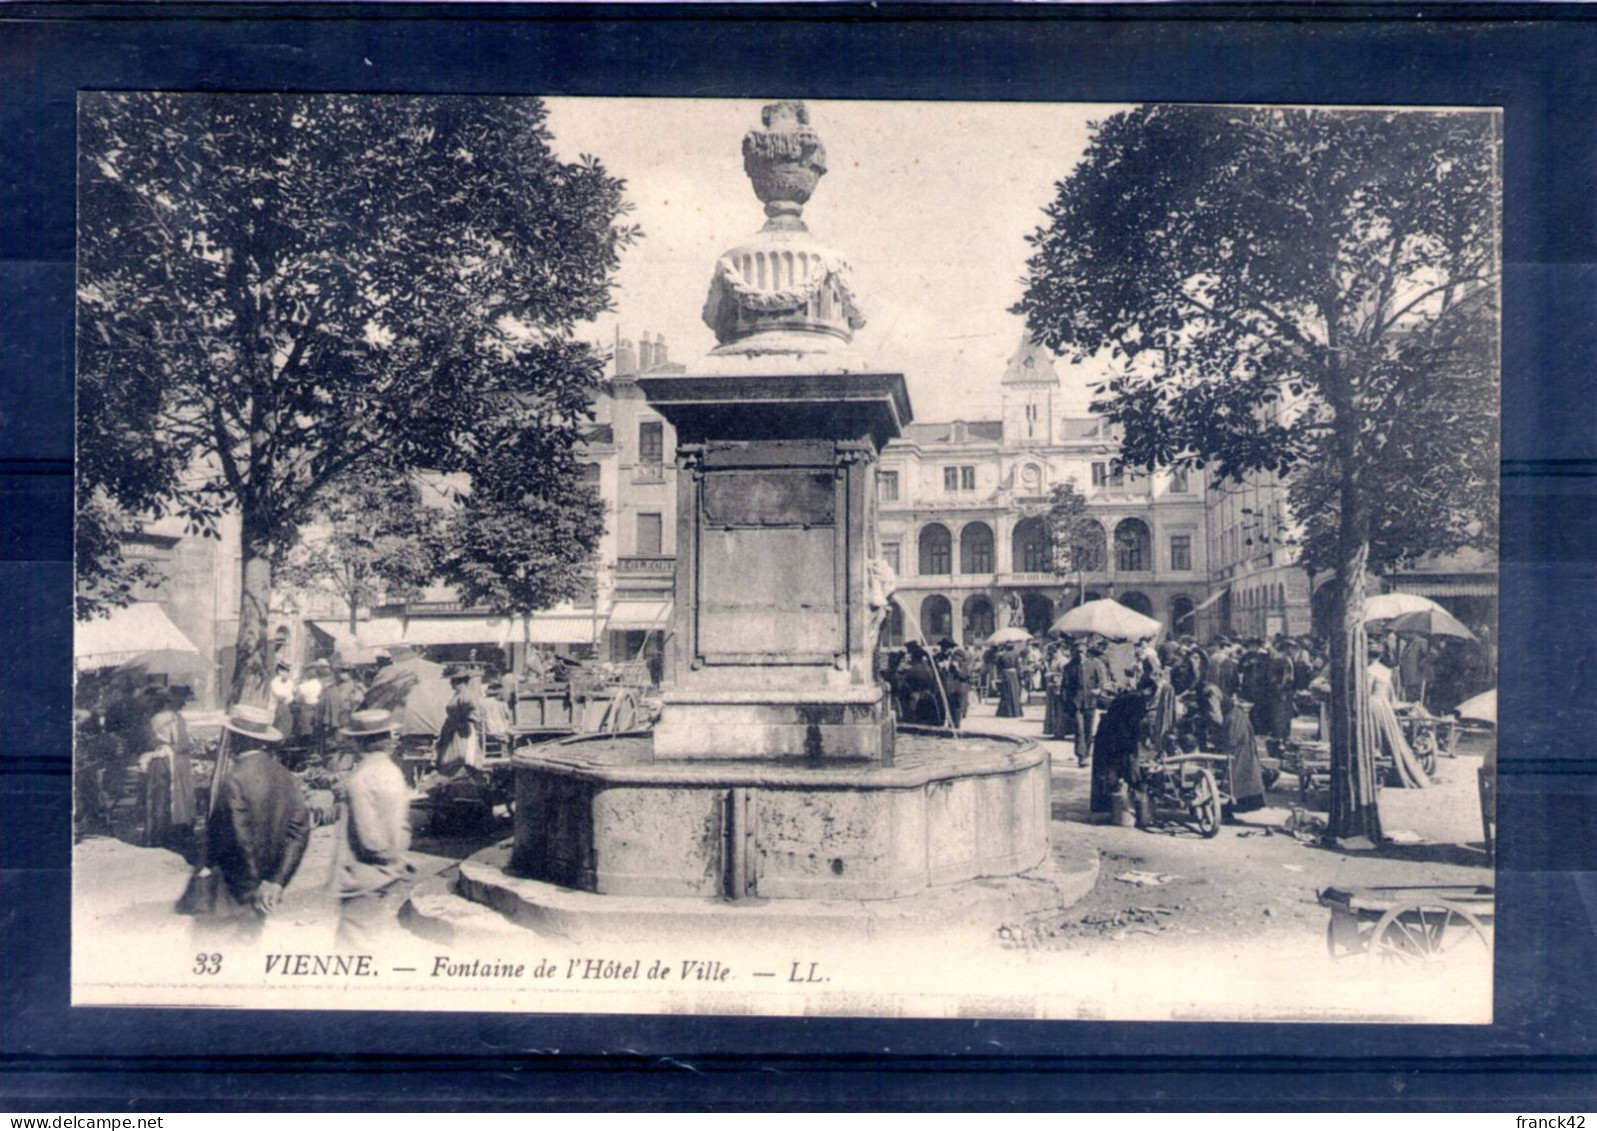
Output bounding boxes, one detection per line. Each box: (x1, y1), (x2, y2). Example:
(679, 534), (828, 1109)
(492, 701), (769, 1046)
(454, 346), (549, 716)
(1021, 593), (1055, 636)
(1114, 518), (1152, 573)
(1012, 516), (1051, 574)
(918, 523), (952, 575)
(960, 521), (995, 574)
(1169, 595), (1196, 633)
(921, 594), (954, 643)
(1119, 590), (1154, 618)
(963, 595), (995, 643)
(879, 601), (905, 650)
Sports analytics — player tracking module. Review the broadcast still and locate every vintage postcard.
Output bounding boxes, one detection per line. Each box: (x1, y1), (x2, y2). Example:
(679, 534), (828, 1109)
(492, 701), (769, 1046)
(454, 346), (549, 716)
(72, 94), (1499, 1022)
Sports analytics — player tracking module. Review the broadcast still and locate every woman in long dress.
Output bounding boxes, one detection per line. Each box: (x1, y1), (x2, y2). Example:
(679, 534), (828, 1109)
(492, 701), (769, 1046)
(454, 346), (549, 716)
(1369, 649), (1430, 788)
(995, 647), (1025, 719)
(1090, 687), (1144, 821)
(1222, 694), (1267, 813)
(142, 688), (197, 858)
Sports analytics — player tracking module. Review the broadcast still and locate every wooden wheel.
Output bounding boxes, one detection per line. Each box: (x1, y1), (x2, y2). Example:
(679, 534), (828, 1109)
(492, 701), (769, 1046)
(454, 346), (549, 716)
(1187, 767), (1221, 838)
(1410, 725), (1438, 776)
(1368, 901), (1489, 968)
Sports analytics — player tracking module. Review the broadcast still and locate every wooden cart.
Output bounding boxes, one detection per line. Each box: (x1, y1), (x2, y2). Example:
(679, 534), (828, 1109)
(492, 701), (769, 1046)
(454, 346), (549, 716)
(1320, 883), (1494, 965)
(1134, 752), (1231, 838)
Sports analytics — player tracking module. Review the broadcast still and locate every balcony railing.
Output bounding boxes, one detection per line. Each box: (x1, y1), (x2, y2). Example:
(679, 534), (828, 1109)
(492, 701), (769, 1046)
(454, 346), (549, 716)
(632, 462), (667, 484)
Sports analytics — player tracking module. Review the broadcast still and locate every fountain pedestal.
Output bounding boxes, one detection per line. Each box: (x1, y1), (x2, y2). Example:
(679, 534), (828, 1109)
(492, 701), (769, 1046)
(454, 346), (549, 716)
(640, 371), (908, 764)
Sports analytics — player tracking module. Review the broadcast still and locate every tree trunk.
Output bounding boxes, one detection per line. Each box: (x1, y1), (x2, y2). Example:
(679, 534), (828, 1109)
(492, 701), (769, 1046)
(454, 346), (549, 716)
(1325, 486), (1382, 844)
(230, 518), (276, 707)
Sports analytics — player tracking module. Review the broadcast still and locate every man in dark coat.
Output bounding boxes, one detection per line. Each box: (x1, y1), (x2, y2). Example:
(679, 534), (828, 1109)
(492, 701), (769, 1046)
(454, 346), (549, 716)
(1207, 641), (1240, 699)
(1264, 638), (1297, 751)
(188, 704), (311, 945)
(1062, 640), (1108, 768)
(935, 640), (970, 729)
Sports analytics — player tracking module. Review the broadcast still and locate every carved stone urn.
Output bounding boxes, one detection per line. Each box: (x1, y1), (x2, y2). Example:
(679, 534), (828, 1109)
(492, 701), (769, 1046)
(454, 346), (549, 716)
(742, 100), (828, 224)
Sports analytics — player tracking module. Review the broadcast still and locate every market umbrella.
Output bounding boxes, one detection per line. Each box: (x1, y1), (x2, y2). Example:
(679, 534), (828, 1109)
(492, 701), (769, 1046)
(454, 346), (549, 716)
(1363, 592), (1446, 623)
(1454, 688), (1496, 726)
(1388, 607), (1477, 641)
(1050, 598), (1163, 641)
(984, 625), (1033, 646)
(361, 653), (451, 738)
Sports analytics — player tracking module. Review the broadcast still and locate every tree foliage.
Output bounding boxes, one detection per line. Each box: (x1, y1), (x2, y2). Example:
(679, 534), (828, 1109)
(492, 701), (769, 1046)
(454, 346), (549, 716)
(1043, 480), (1106, 583)
(1016, 105), (1500, 840)
(275, 470), (445, 632)
(78, 93), (637, 698)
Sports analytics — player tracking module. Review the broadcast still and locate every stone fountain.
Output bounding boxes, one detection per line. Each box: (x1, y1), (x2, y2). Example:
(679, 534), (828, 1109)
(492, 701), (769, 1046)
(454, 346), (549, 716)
(415, 102), (1093, 943)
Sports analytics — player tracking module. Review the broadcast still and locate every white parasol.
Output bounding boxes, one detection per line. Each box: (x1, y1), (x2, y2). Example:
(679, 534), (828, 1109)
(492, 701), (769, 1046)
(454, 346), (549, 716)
(1363, 592), (1446, 624)
(1050, 598), (1163, 641)
(1454, 688), (1496, 726)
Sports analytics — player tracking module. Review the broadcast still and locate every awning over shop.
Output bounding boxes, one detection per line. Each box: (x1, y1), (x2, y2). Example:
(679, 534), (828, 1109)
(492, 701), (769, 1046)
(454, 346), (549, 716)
(524, 615), (601, 645)
(1191, 585), (1230, 613)
(399, 616), (520, 647)
(308, 618), (404, 661)
(76, 602), (199, 668)
(606, 600), (673, 632)
(1389, 579), (1498, 598)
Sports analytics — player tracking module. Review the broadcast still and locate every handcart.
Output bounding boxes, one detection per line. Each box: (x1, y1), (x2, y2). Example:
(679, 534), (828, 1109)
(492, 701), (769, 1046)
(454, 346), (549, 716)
(1133, 752), (1231, 838)
(1320, 883), (1494, 965)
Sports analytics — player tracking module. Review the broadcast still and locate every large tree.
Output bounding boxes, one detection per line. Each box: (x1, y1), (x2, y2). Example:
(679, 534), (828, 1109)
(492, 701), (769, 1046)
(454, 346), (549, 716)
(78, 93), (636, 702)
(1016, 105), (1499, 842)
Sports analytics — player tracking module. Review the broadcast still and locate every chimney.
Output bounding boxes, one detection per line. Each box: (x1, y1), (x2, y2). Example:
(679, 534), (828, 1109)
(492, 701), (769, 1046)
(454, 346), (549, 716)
(653, 333), (668, 366)
(638, 334), (655, 370)
(615, 336), (638, 378)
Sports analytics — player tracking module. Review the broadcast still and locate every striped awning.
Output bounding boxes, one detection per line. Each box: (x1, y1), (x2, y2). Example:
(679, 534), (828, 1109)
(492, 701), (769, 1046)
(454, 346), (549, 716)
(400, 615), (520, 647)
(525, 614), (602, 645)
(606, 600), (673, 632)
(1390, 579), (1498, 598)
(76, 602), (199, 668)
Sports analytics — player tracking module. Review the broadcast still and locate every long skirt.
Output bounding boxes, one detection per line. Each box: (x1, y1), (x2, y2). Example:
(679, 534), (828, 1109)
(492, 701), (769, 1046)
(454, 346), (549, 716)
(996, 670), (1024, 718)
(1090, 694), (1144, 817)
(1042, 681), (1062, 738)
(1370, 697), (1430, 788)
(1224, 708), (1267, 812)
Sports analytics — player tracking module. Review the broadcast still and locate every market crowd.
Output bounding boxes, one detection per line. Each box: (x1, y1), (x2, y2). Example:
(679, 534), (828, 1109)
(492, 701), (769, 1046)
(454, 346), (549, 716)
(880, 624), (1493, 828)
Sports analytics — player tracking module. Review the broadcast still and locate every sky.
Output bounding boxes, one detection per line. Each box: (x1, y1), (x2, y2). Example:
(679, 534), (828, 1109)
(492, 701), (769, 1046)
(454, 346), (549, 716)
(543, 98), (1133, 423)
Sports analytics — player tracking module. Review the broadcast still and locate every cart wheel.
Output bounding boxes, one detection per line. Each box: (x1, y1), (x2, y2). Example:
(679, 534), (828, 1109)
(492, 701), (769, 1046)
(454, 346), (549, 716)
(1411, 727), (1438, 776)
(1188, 767), (1221, 838)
(1368, 901), (1490, 968)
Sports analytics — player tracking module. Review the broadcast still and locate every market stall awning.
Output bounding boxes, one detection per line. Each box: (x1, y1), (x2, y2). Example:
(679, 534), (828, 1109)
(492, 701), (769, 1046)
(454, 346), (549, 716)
(525, 614), (602, 645)
(400, 615), (520, 647)
(1390, 579), (1498, 598)
(76, 602), (199, 668)
(1191, 585), (1229, 613)
(307, 618), (404, 662)
(606, 600), (673, 632)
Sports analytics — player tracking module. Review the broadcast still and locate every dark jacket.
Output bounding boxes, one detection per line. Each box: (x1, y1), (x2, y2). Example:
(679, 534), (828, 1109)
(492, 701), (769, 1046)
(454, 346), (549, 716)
(207, 749), (312, 905)
(1062, 654), (1107, 711)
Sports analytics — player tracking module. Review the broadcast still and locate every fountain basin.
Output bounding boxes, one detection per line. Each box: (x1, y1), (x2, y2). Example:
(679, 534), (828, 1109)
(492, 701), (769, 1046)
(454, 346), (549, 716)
(511, 728), (1049, 901)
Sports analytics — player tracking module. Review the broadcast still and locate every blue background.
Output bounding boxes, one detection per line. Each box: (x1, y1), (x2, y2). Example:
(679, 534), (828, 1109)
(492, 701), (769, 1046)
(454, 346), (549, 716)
(3, 4), (1594, 1111)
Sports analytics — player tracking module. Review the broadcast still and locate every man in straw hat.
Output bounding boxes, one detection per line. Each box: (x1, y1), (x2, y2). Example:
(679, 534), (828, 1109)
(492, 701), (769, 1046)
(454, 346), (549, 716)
(332, 708), (416, 949)
(181, 703), (310, 944)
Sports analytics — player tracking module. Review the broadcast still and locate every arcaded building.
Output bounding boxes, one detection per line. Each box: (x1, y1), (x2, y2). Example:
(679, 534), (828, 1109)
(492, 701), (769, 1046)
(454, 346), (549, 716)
(875, 336), (1212, 647)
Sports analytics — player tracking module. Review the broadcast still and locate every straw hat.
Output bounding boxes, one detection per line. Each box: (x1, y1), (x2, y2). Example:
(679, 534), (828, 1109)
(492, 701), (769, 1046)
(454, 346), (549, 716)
(222, 703), (283, 743)
(340, 708), (396, 738)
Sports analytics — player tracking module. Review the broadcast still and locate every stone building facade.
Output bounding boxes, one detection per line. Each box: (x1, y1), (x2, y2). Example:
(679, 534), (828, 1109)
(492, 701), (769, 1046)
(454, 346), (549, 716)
(875, 336), (1211, 647)
(1202, 469), (1313, 641)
